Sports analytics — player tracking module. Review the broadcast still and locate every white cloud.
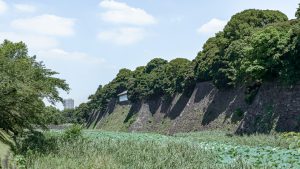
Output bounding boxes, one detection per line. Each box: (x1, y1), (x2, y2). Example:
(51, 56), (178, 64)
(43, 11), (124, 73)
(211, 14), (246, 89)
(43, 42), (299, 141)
(37, 49), (105, 64)
(11, 14), (75, 36)
(197, 18), (227, 36)
(99, 0), (156, 25)
(0, 0), (8, 14)
(14, 4), (36, 13)
(98, 27), (145, 45)
(0, 32), (59, 50)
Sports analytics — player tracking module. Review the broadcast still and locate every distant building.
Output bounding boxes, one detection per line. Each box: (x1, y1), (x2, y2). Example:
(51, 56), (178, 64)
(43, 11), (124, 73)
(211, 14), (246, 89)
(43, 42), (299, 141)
(63, 98), (74, 110)
(117, 91), (128, 102)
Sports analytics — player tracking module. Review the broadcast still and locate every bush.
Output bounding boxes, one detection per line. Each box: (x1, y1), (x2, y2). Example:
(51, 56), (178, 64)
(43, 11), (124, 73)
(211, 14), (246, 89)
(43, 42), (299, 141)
(14, 131), (57, 155)
(62, 124), (83, 141)
(281, 132), (300, 149)
(14, 155), (27, 169)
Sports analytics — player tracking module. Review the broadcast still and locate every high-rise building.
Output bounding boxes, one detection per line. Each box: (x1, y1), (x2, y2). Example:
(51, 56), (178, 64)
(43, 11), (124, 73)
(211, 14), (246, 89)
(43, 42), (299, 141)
(63, 98), (74, 110)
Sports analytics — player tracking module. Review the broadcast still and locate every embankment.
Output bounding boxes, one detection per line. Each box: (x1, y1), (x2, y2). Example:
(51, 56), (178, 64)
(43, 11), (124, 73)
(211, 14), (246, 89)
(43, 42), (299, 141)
(87, 82), (300, 134)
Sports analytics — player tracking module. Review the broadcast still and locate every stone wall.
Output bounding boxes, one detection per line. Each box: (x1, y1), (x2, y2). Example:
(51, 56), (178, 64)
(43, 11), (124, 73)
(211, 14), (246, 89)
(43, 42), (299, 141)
(88, 82), (300, 134)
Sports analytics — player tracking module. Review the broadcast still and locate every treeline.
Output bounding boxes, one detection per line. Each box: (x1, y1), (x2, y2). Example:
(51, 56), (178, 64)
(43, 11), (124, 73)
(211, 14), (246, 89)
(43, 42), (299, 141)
(43, 106), (88, 125)
(80, 7), (300, 118)
(86, 57), (194, 113)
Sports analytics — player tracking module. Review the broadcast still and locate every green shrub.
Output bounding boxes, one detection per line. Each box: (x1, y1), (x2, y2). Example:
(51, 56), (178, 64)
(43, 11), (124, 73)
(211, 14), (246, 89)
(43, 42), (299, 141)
(281, 132), (300, 149)
(14, 155), (26, 169)
(14, 131), (57, 155)
(62, 124), (83, 141)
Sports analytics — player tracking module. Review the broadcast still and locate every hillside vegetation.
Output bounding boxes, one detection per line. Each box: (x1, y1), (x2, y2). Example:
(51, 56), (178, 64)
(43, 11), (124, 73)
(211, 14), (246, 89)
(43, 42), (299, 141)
(80, 8), (300, 121)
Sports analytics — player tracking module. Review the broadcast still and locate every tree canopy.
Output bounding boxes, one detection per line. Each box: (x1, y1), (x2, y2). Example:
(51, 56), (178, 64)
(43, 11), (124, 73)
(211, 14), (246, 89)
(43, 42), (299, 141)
(223, 9), (288, 41)
(193, 9), (294, 88)
(0, 40), (69, 137)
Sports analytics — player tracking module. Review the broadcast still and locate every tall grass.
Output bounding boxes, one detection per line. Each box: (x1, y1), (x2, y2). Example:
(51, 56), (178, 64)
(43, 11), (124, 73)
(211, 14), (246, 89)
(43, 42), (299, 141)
(25, 136), (256, 169)
(22, 130), (300, 169)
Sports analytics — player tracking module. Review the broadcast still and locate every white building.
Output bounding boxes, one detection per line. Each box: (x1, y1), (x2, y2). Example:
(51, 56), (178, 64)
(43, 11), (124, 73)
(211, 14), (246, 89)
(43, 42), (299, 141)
(63, 98), (74, 110)
(117, 91), (128, 102)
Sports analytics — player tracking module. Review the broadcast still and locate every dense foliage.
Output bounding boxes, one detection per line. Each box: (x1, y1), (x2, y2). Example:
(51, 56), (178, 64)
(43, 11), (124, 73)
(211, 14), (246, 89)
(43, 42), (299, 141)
(85, 57), (194, 114)
(43, 106), (65, 125)
(194, 9), (290, 88)
(42, 104), (91, 125)
(0, 40), (69, 139)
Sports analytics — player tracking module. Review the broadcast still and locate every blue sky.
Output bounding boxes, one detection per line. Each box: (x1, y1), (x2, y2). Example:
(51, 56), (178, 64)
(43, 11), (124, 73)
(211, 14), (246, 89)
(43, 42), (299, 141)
(0, 0), (298, 108)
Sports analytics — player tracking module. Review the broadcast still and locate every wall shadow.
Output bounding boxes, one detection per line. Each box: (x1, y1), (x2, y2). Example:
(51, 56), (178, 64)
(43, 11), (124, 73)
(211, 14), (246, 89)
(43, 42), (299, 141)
(221, 86), (249, 124)
(194, 82), (214, 103)
(236, 104), (279, 135)
(166, 91), (193, 120)
(160, 96), (174, 114)
(148, 98), (162, 115)
(124, 101), (142, 123)
(86, 110), (97, 128)
(86, 98), (117, 128)
(275, 111), (300, 132)
(201, 89), (236, 125)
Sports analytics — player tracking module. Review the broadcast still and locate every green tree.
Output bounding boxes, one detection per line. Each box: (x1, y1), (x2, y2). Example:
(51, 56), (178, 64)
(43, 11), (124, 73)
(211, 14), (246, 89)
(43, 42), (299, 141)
(241, 26), (291, 83)
(61, 109), (77, 123)
(162, 58), (192, 96)
(73, 103), (90, 123)
(127, 66), (148, 101)
(296, 4), (300, 19)
(113, 68), (132, 93)
(143, 58), (168, 99)
(224, 9), (288, 40)
(194, 32), (230, 88)
(223, 39), (251, 85)
(43, 106), (63, 125)
(194, 9), (288, 89)
(144, 58), (168, 73)
(0, 40), (69, 138)
(271, 20), (300, 84)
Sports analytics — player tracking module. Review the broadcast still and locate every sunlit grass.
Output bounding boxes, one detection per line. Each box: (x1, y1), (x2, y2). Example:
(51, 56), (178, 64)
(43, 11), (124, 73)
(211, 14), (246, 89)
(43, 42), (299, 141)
(22, 130), (300, 169)
(0, 141), (9, 163)
(26, 136), (250, 169)
(0, 130), (12, 168)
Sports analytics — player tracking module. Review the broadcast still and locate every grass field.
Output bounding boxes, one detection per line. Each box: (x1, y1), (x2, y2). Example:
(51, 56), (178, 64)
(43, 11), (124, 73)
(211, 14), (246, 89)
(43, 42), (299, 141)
(20, 130), (300, 169)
